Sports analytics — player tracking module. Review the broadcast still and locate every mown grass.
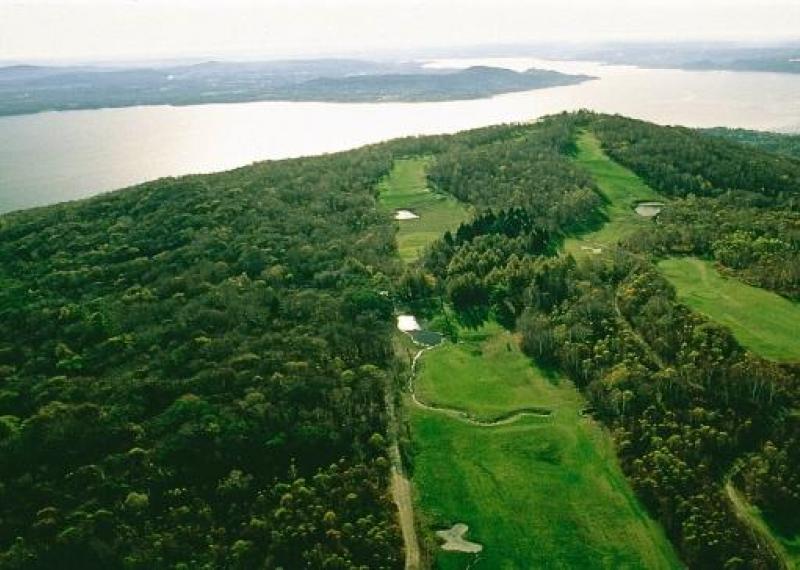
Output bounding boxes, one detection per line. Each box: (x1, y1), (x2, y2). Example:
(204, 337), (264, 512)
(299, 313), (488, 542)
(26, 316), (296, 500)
(409, 323), (681, 569)
(658, 257), (800, 362)
(563, 132), (665, 256)
(415, 322), (570, 419)
(377, 158), (470, 263)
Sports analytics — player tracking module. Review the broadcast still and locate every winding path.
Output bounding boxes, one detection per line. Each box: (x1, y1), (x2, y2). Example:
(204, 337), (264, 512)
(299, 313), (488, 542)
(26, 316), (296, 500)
(385, 386), (421, 570)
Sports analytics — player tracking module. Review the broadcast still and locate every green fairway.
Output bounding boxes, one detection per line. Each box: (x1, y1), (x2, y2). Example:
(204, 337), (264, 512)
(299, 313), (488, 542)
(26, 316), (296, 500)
(378, 158), (470, 263)
(564, 132), (665, 256)
(409, 323), (681, 569)
(415, 323), (570, 420)
(658, 257), (800, 362)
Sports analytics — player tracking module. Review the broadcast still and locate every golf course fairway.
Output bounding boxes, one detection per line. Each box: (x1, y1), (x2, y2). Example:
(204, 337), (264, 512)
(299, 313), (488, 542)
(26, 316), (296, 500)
(408, 323), (681, 569)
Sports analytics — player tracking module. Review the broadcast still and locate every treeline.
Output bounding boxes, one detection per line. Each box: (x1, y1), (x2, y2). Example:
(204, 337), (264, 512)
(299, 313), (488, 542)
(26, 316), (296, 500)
(411, 115), (607, 328)
(404, 112), (800, 569)
(518, 254), (795, 569)
(427, 114), (605, 234)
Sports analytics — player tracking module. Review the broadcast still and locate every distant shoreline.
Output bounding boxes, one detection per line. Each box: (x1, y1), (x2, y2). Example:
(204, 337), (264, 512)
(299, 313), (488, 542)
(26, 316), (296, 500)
(0, 62), (593, 118)
(0, 80), (596, 119)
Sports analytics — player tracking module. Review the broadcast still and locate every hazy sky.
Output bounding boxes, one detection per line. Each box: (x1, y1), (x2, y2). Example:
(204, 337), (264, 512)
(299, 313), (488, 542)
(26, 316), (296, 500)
(1, 0), (799, 62)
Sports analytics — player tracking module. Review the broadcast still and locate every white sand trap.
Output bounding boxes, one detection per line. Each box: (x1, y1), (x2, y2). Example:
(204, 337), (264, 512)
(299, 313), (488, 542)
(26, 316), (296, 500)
(634, 201), (665, 217)
(395, 209), (420, 220)
(397, 315), (421, 332)
(436, 523), (483, 553)
(581, 246), (603, 254)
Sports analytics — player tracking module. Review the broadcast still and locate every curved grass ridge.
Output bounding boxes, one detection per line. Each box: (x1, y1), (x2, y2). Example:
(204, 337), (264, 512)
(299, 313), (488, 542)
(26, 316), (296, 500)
(406, 343), (553, 427)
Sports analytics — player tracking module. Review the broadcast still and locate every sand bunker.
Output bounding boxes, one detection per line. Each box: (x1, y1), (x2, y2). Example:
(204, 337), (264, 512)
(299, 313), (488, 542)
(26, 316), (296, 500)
(397, 315), (421, 332)
(580, 246), (603, 254)
(634, 201), (665, 217)
(436, 523), (483, 553)
(395, 209), (420, 220)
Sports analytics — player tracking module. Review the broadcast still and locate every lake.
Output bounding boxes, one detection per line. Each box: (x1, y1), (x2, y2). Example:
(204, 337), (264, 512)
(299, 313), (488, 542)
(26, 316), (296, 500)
(1, 57), (799, 213)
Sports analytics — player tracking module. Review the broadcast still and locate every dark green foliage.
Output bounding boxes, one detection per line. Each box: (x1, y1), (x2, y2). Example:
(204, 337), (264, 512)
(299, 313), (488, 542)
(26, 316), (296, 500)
(515, 254), (796, 570)
(0, 146), (404, 568)
(427, 114), (604, 234)
(623, 197), (800, 298)
(0, 118), (587, 568)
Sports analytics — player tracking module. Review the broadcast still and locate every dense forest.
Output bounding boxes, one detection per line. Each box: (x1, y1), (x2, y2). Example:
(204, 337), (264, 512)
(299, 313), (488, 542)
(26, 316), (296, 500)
(0, 146), (410, 568)
(1, 112), (798, 568)
(0, 122), (544, 568)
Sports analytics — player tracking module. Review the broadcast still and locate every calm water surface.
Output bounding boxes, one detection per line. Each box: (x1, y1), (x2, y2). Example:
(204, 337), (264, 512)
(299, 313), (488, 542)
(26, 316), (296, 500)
(1, 57), (799, 213)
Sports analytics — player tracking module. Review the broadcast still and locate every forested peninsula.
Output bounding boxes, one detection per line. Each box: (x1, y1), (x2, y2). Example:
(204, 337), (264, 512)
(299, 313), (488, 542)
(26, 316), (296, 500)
(0, 60), (592, 116)
(0, 112), (798, 569)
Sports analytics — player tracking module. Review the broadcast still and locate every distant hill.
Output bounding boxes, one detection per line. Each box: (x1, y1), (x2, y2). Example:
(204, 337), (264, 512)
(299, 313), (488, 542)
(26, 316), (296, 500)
(517, 42), (800, 74)
(280, 66), (592, 102)
(0, 59), (592, 116)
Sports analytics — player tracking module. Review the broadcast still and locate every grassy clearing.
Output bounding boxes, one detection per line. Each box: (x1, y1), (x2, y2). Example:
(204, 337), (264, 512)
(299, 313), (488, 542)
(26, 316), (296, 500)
(564, 132), (664, 256)
(415, 322), (571, 420)
(378, 158), (470, 263)
(409, 323), (681, 569)
(658, 257), (800, 362)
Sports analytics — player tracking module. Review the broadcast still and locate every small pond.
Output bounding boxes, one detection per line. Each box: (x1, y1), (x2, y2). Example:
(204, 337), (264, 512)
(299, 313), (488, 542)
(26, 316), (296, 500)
(410, 330), (444, 346)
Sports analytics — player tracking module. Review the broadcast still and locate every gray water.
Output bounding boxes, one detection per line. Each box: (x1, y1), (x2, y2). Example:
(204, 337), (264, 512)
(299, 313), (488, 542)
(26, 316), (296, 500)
(1, 57), (799, 213)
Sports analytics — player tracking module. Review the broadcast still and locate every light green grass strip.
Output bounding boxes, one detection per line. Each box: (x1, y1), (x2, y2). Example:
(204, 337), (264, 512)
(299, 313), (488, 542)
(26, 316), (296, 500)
(377, 158), (470, 263)
(411, 323), (681, 570)
(658, 257), (800, 362)
(564, 131), (664, 256)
